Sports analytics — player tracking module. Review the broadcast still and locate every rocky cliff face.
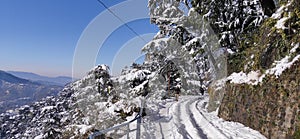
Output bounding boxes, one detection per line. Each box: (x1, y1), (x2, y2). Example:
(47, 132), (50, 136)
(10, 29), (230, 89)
(219, 61), (300, 138)
(218, 0), (300, 138)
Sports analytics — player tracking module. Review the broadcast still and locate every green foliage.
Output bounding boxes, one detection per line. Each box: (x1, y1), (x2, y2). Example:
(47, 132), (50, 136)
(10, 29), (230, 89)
(192, 48), (205, 57)
(294, 125), (300, 139)
(217, 0), (300, 138)
(227, 52), (246, 74)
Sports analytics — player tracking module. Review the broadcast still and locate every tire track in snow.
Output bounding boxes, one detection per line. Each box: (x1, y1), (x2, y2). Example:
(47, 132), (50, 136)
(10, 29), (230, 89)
(192, 97), (229, 139)
(174, 97), (193, 139)
(173, 96), (209, 139)
(150, 99), (178, 139)
(122, 95), (266, 139)
(185, 97), (208, 139)
(193, 96), (266, 139)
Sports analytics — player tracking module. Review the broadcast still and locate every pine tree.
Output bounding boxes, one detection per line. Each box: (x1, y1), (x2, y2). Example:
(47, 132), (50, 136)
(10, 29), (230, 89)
(93, 65), (112, 97)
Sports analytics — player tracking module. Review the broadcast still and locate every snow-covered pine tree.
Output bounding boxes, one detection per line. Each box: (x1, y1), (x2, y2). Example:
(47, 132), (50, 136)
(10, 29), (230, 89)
(127, 63), (151, 97)
(158, 60), (182, 99)
(191, 0), (265, 52)
(146, 0), (223, 96)
(93, 65), (112, 98)
(146, 0), (267, 92)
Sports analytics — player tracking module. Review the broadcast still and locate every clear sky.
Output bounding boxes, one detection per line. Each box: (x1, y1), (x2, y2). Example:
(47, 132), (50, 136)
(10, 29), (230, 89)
(0, 0), (158, 78)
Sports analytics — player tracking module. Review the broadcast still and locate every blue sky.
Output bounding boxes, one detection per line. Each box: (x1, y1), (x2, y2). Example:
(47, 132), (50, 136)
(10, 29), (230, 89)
(0, 0), (158, 78)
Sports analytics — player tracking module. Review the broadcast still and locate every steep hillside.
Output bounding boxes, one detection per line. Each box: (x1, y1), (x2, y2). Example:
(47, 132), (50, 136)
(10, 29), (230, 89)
(0, 71), (62, 113)
(0, 70), (31, 84)
(218, 0), (300, 138)
(1, 0), (298, 138)
(0, 65), (152, 138)
(0, 64), (267, 139)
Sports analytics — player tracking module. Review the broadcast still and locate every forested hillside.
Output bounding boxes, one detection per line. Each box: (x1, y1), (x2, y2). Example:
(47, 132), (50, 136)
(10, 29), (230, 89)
(1, 0), (299, 138)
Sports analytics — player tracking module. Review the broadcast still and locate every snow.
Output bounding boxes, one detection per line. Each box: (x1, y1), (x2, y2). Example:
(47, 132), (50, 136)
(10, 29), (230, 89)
(271, 6), (285, 19)
(78, 125), (93, 134)
(34, 134), (44, 139)
(68, 124), (93, 135)
(118, 69), (151, 82)
(121, 95), (266, 139)
(143, 38), (169, 51)
(227, 53), (300, 84)
(194, 95), (265, 139)
(271, 1), (292, 19)
(176, 98), (201, 138)
(266, 54), (300, 78)
(1, 1), (276, 137)
(184, 37), (199, 48)
(290, 43), (299, 53)
(132, 80), (149, 93)
(227, 49), (235, 54)
(40, 106), (56, 113)
(275, 17), (289, 29)
(272, 1), (293, 29)
(187, 80), (201, 86)
(227, 71), (261, 85)
(228, 42), (300, 84)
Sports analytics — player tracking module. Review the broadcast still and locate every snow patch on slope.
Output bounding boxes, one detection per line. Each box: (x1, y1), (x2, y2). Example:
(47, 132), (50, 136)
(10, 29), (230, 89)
(227, 71), (262, 85)
(275, 17), (289, 29)
(290, 43), (299, 53)
(272, 1), (293, 29)
(228, 42), (300, 85)
(266, 54), (300, 77)
(271, 1), (292, 19)
(196, 96), (266, 139)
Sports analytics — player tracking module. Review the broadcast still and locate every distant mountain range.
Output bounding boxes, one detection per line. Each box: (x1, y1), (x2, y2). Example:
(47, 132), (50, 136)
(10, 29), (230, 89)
(7, 71), (73, 86)
(0, 70), (63, 113)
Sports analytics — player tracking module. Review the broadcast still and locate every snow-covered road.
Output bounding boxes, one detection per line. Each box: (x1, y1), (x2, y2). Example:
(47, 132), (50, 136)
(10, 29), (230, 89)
(137, 95), (266, 139)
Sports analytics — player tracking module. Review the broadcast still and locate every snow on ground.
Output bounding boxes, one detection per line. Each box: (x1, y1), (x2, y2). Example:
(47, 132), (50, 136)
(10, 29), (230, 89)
(271, 5), (284, 19)
(33, 134), (43, 139)
(227, 42), (300, 85)
(266, 54), (300, 78)
(272, 1), (293, 30)
(290, 43), (299, 53)
(195, 95), (266, 139)
(271, 1), (292, 19)
(40, 106), (56, 113)
(121, 95), (266, 139)
(227, 71), (262, 85)
(275, 17), (289, 29)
